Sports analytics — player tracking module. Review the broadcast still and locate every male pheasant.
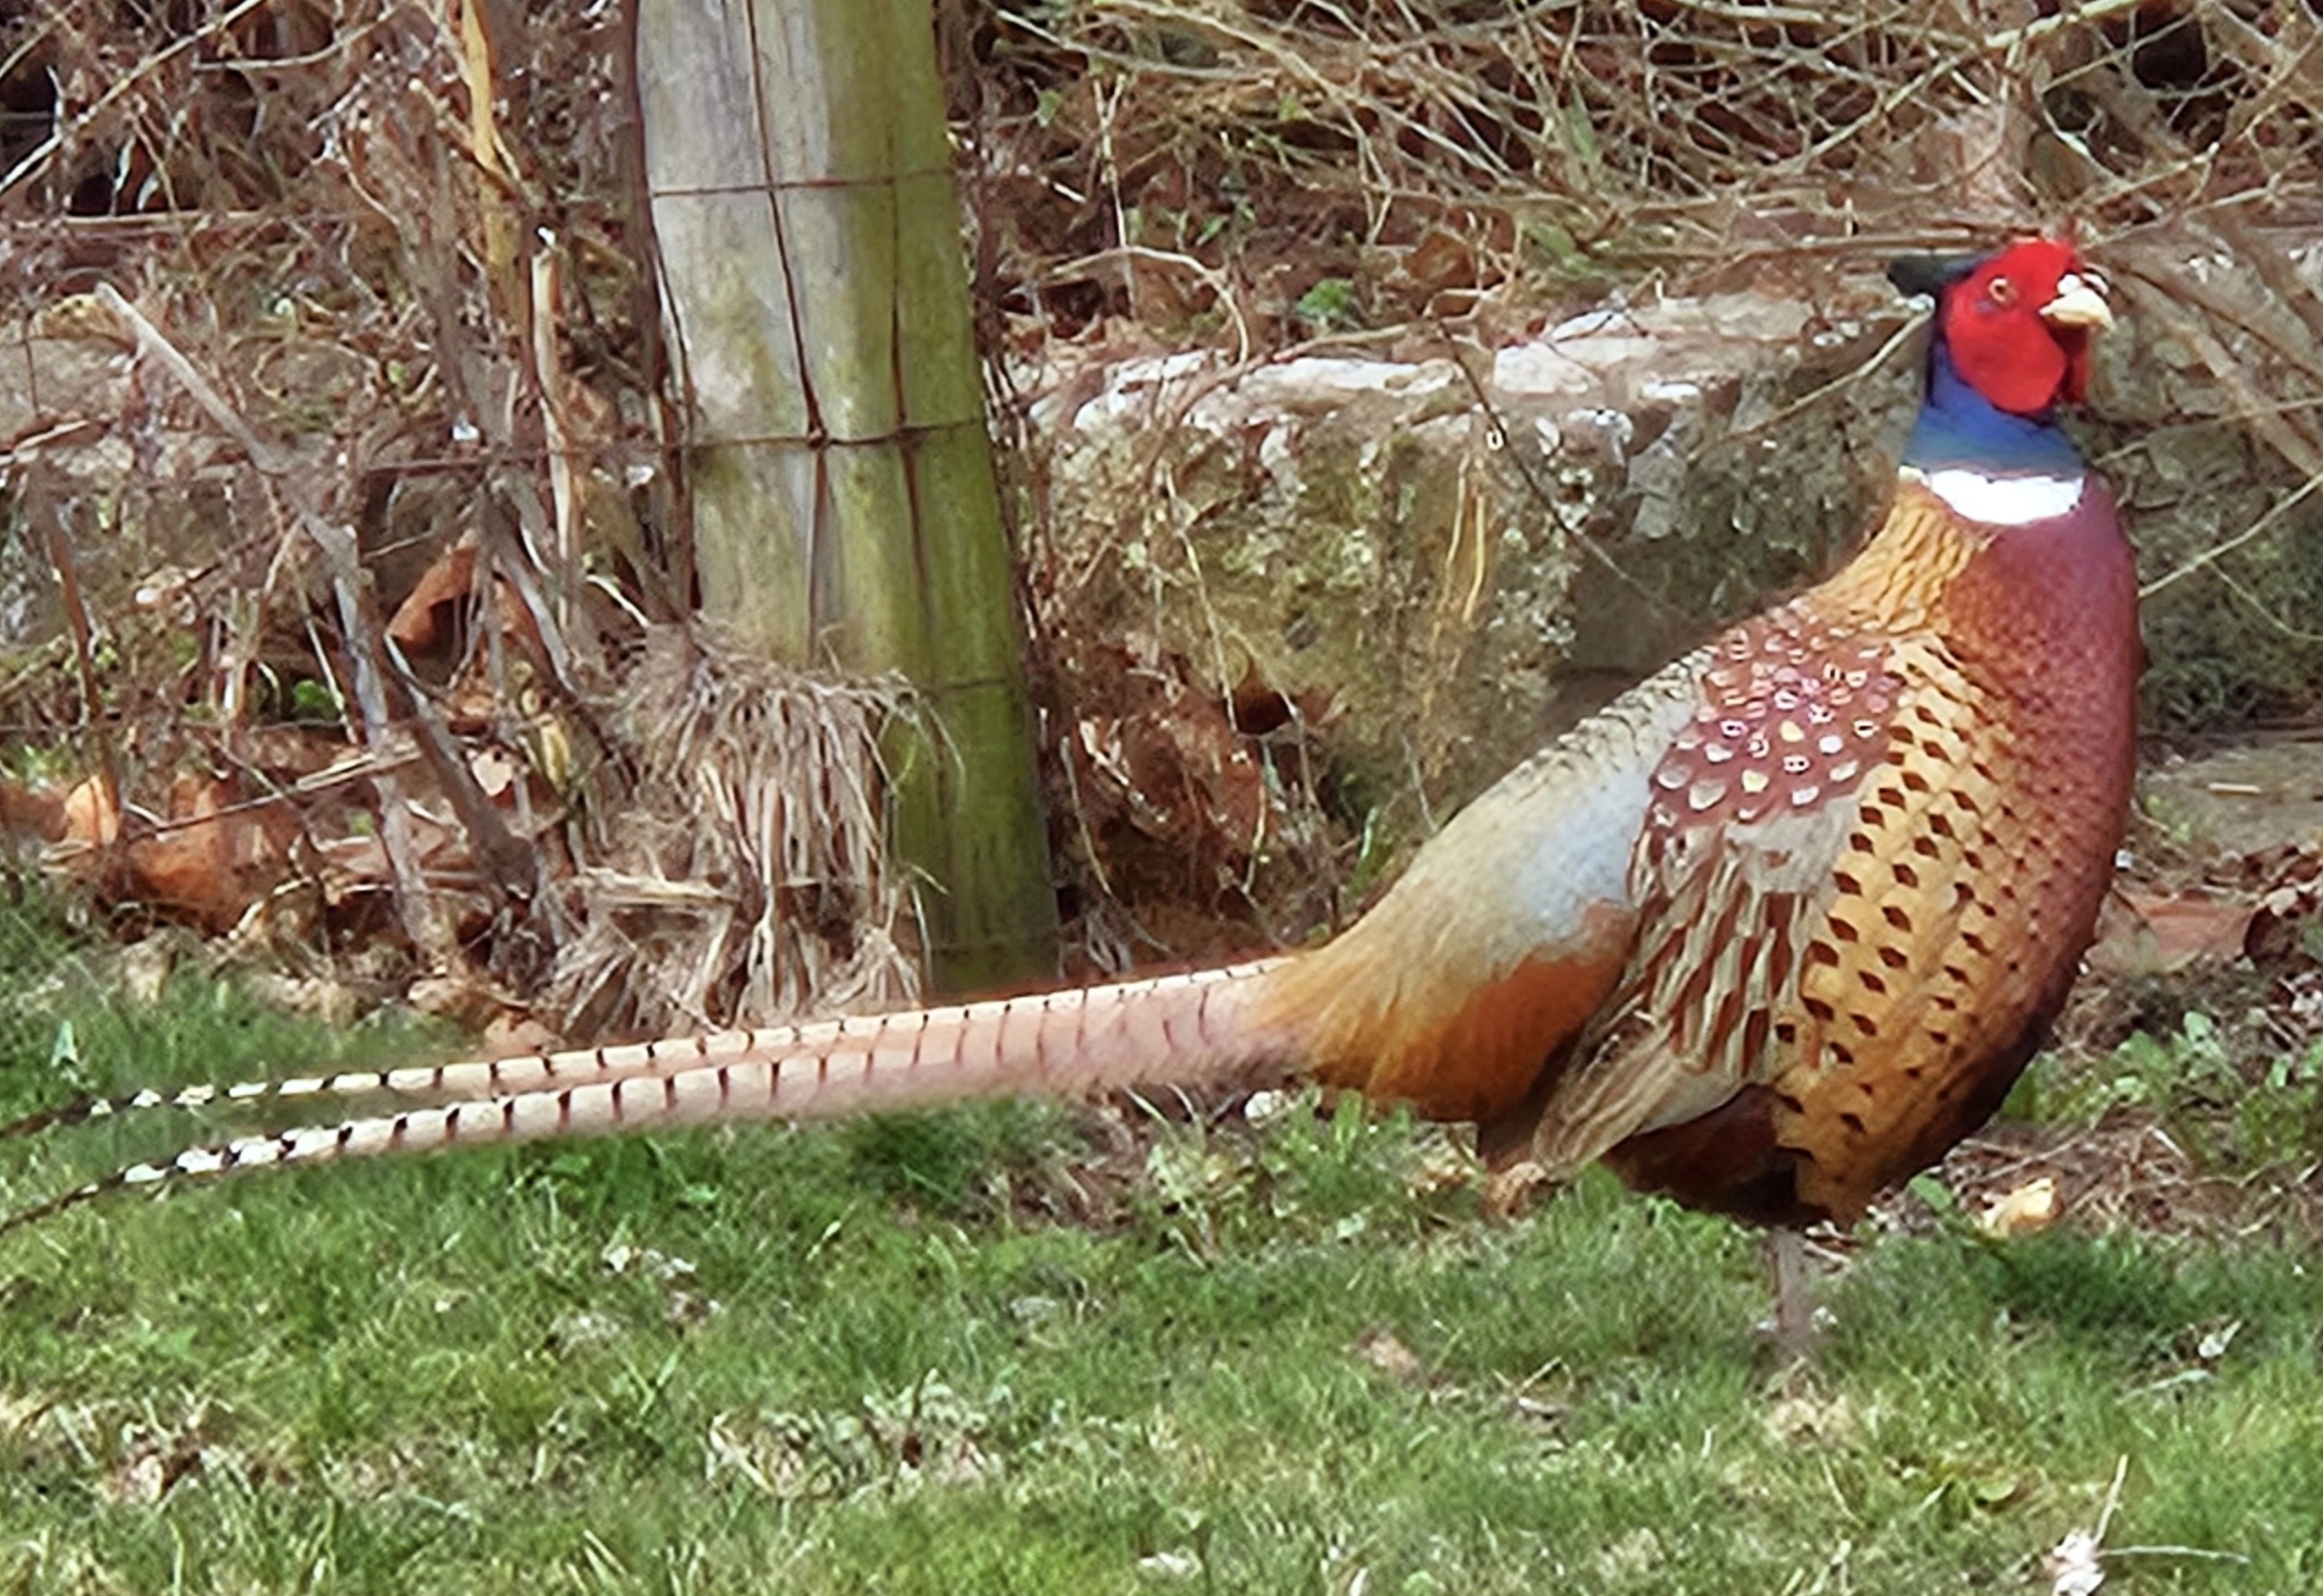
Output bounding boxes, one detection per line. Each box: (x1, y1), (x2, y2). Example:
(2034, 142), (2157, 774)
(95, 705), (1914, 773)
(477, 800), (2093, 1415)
(3, 240), (2136, 1320)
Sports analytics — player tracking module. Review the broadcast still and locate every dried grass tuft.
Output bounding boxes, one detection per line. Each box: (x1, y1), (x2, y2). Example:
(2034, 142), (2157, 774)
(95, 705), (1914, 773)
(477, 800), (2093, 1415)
(547, 628), (922, 1038)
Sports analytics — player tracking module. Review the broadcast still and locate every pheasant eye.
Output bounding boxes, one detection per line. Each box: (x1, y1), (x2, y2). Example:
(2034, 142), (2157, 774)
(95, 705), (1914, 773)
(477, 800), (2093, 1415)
(1985, 276), (2016, 307)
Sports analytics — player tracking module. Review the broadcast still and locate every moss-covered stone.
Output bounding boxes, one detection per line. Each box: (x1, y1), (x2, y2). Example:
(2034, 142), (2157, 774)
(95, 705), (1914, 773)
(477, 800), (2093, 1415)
(1028, 292), (1922, 840)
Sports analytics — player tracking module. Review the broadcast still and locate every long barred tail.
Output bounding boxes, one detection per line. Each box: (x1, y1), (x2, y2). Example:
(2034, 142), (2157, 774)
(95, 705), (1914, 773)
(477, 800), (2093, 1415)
(0, 961), (1300, 1236)
(0, 1010), (1078, 1144)
(0, 1043), (722, 1142)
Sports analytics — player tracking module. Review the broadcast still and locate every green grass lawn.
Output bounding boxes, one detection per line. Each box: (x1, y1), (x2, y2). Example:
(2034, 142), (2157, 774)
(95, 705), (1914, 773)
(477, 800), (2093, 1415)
(0, 931), (2317, 1593)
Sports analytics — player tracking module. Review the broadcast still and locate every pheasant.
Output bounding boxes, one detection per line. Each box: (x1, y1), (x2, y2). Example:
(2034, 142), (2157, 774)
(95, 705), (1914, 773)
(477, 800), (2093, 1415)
(3, 239), (2135, 1338)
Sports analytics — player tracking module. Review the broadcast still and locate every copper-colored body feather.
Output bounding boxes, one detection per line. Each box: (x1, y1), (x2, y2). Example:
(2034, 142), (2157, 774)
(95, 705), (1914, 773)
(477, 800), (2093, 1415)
(1, 247), (2140, 1245)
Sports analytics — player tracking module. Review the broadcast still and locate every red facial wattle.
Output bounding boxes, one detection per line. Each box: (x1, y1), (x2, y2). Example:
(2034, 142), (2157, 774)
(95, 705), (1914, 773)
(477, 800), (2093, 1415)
(1937, 239), (2089, 415)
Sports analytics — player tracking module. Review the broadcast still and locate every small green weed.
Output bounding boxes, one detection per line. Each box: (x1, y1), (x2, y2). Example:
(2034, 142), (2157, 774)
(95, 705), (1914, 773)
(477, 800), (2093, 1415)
(2021, 1009), (2323, 1169)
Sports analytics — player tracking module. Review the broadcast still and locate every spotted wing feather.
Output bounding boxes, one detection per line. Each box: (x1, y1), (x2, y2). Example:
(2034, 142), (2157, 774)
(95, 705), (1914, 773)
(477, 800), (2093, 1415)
(1521, 603), (1905, 1182)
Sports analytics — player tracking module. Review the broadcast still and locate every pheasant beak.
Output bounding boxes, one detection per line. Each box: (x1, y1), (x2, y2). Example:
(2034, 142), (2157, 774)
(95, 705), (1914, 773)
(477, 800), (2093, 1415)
(2041, 272), (2114, 331)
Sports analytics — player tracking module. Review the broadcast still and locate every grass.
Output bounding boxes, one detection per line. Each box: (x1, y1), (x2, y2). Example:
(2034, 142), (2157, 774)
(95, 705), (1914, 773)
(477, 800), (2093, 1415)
(0, 923), (2317, 1593)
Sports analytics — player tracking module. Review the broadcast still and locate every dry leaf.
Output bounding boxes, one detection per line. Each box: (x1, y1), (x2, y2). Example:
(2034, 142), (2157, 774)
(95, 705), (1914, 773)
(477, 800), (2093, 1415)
(1765, 1392), (1857, 1446)
(1353, 1329), (1426, 1385)
(1978, 1176), (2060, 1238)
(57, 777), (120, 849)
(2092, 890), (2255, 976)
(2045, 1528), (2105, 1596)
(468, 746), (522, 799)
(0, 779), (67, 843)
(387, 542), (478, 652)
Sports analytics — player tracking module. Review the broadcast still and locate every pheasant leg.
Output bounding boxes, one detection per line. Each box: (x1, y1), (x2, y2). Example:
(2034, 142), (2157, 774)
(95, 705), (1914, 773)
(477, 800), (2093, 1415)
(1767, 1227), (1819, 1359)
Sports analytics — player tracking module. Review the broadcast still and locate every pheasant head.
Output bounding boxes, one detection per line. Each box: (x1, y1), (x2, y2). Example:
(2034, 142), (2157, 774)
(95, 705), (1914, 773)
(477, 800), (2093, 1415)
(1886, 239), (2113, 503)
(1810, 237), (2120, 629)
(1894, 237), (2112, 413)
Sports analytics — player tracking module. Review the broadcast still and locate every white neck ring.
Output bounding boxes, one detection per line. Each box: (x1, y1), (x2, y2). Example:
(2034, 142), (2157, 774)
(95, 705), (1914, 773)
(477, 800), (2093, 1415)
(1904, 466), (2086, 526)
